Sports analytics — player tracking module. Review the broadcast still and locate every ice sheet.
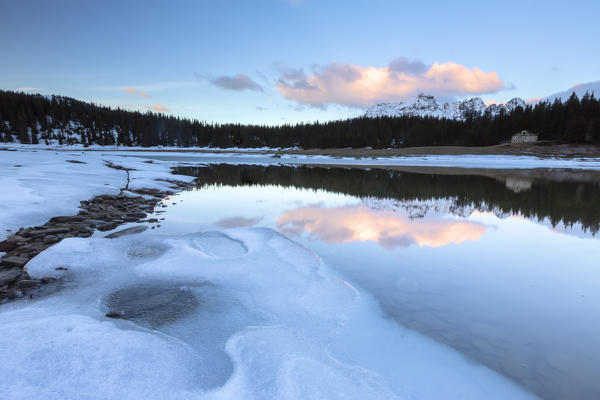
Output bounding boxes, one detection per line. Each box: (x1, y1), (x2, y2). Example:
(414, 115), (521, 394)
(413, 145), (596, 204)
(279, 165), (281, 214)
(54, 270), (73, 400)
(0, 229), (539, 399)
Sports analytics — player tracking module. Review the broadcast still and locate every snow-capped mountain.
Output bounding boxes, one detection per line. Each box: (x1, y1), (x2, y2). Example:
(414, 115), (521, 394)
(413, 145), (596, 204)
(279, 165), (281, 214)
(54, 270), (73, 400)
(364, 93), (526, 120)
(542, 80), (600, 103)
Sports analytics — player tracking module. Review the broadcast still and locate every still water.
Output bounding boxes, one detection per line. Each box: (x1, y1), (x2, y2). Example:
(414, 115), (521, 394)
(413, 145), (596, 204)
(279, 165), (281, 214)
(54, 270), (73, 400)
(157, 164), (599, 400)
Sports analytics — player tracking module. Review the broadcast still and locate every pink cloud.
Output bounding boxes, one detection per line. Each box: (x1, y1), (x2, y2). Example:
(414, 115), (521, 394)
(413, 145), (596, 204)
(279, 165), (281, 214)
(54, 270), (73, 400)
(124, 87), (151, 98)
(277, 204), (488, 250)
(277, 59), (505, 108)
(149, 104), (170, 112)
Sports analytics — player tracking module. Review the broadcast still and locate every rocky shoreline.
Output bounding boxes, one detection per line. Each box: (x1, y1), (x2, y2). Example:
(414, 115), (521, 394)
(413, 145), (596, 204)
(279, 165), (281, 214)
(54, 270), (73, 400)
(0, 177), (193, 302)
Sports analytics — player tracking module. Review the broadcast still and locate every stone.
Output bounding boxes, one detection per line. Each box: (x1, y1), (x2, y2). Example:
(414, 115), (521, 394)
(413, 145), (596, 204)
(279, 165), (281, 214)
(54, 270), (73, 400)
(1, 256), (29, 268)
(0, 269), (22, 285)
(98, 222), (119, 232)
(43, 235), (59, 244)
(105, 225), (148, 239)
(127, 212), (147, 219)
(26, 227), (71, 237)
(0, 240), (18, 252)
(147, 218), (159, 223)
(49, 215), (87, 223)
(16, 280), (40, 289)
(66, 159), (87, 164)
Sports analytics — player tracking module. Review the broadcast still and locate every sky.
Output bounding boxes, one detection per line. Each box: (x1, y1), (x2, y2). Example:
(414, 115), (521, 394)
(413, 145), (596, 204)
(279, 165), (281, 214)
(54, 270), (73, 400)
(1, 0), (599, 125)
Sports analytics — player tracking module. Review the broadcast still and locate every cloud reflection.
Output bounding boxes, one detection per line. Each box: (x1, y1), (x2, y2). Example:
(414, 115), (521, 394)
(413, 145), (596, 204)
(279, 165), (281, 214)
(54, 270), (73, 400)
(216, 216), (263, 228)
(278, 205), (487, 249)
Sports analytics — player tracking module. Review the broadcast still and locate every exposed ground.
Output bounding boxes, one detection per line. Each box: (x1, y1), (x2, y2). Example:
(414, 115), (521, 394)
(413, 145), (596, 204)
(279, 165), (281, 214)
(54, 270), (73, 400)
(284, 143), (600, 159)
(13, 143), (598, 160)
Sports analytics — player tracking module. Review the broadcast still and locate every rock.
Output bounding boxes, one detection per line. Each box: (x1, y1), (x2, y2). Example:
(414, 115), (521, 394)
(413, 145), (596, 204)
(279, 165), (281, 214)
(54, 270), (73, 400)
(0, 269), (22, 285)
(1, 256), (29, 268)
(55, 267), (68, 271)
(66, 159), (87, 164)
(49, 215), (87, 223)
(123, 217), (140, 222)
(147, 218), (159, 223)
(98, 222), (119, 232)
(127, 212), (147, 219)
(16, 280), (40, 289)
(26, 227), (71, 237)
(105, 311), (124, 319)
(0, 240), (18, 252)
(105, 225), (148, 239)
(43, 235), (59, 244)
(6, 289), (19, 300)
(82, 219), (103, 227)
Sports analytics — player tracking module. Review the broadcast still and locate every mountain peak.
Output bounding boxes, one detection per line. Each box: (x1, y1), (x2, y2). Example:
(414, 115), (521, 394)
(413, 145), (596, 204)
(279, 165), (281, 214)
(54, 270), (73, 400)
(364, 94), (526, 120)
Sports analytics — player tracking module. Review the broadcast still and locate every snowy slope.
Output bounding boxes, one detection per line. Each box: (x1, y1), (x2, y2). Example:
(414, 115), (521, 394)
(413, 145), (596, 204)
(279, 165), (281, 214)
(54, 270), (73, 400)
(364, 93), (526, 120)
(543, 80), (600, 102)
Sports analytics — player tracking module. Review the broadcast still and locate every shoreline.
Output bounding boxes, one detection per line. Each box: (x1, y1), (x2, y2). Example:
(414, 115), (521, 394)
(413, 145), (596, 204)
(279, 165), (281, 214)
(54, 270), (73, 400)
(3, 143), (600, 159)
(0, 177), (192, 302)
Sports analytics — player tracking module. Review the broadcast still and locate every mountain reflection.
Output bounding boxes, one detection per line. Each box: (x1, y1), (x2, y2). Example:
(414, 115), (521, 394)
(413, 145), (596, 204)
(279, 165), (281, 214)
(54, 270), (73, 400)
(277, 204), (487, 249)
(174, 164), (600, 236)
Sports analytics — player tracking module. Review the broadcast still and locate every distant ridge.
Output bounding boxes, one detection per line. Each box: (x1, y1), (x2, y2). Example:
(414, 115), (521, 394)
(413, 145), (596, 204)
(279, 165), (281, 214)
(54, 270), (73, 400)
(364, 93), (526, 120)
(543, 81), (600, 103)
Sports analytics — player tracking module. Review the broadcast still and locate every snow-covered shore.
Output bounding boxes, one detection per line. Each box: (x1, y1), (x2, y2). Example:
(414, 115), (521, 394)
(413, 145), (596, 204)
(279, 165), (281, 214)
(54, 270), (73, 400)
(0, 148), (194, 242)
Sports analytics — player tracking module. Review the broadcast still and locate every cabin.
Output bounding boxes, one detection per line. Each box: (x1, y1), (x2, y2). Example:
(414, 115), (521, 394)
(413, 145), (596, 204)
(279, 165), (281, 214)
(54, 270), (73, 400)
(511, 130), (538, 144)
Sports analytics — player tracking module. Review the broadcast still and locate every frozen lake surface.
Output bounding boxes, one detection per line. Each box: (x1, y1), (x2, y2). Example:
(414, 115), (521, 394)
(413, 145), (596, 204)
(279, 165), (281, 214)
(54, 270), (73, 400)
(2, 150), (599, 399)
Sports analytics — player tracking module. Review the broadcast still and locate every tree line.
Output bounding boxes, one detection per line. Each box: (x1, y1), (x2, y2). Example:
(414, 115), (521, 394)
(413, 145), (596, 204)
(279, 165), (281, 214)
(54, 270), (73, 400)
(1, 90), (599, 148)
(174, 164), (600, 234)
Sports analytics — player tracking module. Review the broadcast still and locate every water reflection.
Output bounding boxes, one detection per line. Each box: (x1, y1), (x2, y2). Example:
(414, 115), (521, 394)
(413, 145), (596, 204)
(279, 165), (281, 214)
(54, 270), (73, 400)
(167, 163), (600, 400)
(174, 164), (600, 235)
(216, 216), (263, 228)
(278, 204), (488, 249)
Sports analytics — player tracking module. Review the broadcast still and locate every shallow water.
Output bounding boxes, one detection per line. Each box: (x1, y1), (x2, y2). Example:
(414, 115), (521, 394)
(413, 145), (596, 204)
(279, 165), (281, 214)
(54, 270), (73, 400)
(158, 164), (600, 400)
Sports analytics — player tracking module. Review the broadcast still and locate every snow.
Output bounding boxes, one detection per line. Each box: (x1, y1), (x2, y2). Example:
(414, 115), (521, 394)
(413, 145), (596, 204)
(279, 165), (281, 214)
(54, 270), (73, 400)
(364, 93), (526, 120)
(122, 151), (600, 170)
(0, 148), (194, 241)
(0, 229), (538, 399)
(543, 80), (600, 103)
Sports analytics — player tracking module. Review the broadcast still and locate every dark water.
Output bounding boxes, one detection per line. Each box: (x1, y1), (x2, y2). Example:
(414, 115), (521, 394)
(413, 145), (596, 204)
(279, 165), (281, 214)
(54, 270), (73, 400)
(159, 164), (600, 400)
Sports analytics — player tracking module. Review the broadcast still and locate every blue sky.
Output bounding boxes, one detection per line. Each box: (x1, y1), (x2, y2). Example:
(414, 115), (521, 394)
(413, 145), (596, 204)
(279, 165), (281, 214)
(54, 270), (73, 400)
(1, 0), (599, 124)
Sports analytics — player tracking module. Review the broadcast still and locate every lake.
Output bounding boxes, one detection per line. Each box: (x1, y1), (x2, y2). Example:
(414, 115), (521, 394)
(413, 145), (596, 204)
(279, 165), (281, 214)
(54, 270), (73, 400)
(155, 163), (600, 400)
